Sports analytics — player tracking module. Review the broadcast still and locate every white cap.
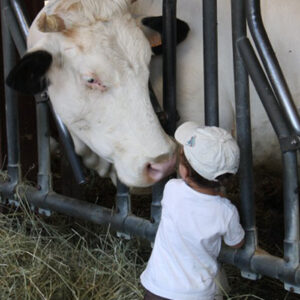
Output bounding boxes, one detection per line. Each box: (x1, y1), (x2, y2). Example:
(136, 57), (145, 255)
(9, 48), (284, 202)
(175, 122), (240, 181)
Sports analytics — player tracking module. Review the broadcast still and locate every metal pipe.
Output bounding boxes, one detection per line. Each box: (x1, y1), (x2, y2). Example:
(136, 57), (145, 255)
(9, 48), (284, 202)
(231, 0), (257, 269)
(1, 0), (21, 191)
(9, 0), (30, 38)
(238, 37), (300, 278)
(246, 0), (300, 135)
(220, 247), (300, 289)
(116, 180), (131, 217)
(282, 152), (299, 269)
(0, 182), (157, 242)
(3, 6), (26, 56)
(151, 178), (167, 224)
(237, 38), (291, 139)
(203, 0), (218, 126)
(163, 0), (177, 136)
(35, 93), (52, 193)
(48, 101), (87, 185)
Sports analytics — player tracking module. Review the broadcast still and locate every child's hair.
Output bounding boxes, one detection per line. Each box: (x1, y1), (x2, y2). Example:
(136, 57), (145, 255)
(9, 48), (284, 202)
(179, 150), (233, 189)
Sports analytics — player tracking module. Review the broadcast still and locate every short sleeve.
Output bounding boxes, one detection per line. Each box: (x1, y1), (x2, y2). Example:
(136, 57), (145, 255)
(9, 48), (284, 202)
(160, 180), (173, 207)
(223, 206), (245, 246)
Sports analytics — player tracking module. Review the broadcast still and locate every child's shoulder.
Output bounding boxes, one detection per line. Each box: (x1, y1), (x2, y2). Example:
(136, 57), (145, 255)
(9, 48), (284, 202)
(216, 196), (238, 215)
(165, 178), (185, 189)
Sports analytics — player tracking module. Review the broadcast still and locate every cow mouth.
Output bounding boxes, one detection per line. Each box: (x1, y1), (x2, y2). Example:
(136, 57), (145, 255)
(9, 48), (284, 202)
(146, 154), (177, 182)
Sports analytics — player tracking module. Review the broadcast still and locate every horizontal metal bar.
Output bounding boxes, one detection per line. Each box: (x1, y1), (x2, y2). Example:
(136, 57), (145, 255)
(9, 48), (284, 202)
(220, 247), (300, 289)
(0, 182), (157, 242)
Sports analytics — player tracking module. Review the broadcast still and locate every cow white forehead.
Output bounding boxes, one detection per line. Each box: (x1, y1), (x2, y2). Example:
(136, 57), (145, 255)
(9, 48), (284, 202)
(50, 14), (152, 78)
(45, 0), (133, 23)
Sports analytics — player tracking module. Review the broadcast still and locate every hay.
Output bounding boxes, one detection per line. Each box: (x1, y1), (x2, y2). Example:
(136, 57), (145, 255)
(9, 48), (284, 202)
(0, 202), (145, 300)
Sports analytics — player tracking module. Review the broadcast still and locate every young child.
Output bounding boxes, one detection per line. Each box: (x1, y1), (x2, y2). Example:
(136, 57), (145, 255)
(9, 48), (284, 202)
(140, 122), (245, 300)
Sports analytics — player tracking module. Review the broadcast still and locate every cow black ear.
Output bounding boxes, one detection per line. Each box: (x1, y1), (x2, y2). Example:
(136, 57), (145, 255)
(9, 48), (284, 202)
(6, 50), (53, 95)
(142, 16), (190, 55)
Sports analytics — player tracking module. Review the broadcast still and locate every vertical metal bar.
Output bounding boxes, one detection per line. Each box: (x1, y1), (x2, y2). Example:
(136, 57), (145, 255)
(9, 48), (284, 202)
(163, 0), (177, 136)
(282, 152), (300, 270)
(49, 102), (87, 185)
(3, 6), (26, 56)
(9, 0), (30, 38)
(1, 0), (21, 189)
(246, 0), (300, 135)
(238, 38), (300, 270)
(116, 180), (131, 217)
(203, 0), (218, 126)
(238, 39), (291, 139)
(231, 0), (257, 255)
(35, 94), (52, 193)
(151, 178), (167, 224)
(116, 179), (131, 239)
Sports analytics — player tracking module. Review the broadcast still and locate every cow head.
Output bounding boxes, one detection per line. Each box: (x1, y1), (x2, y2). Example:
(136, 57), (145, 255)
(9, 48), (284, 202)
(6, 0), (181, 187)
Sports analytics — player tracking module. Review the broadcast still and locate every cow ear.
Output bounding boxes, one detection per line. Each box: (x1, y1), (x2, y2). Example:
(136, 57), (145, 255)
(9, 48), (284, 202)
(141, 16), (190, 55)
(6, 50), (53, 95)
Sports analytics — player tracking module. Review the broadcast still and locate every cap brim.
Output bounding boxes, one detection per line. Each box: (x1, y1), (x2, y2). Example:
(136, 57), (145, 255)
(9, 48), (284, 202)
(174, 121), (199, 145)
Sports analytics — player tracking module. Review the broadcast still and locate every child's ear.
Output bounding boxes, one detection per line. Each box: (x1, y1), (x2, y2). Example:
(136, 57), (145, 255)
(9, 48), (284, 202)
(178, 162), (189, 181)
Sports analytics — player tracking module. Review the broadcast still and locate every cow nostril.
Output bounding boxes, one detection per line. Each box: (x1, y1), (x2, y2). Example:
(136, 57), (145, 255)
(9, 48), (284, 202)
(145, 154), (176, 183)
(146, 163), (165, 182)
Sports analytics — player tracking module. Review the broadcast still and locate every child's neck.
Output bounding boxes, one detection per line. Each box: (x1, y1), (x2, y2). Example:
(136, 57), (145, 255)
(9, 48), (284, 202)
(185, 179), (220, 196)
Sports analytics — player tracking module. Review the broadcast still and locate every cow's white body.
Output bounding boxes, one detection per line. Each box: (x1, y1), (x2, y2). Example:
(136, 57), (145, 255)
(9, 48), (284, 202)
(133, 0), (300, 169)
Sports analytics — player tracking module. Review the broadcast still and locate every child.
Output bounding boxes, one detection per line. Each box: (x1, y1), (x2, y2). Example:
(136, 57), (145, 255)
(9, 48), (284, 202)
(140, 122), (245, 300)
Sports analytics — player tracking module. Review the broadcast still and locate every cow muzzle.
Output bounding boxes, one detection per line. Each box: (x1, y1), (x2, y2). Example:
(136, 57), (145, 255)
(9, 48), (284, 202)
(145, 153), (177, 183)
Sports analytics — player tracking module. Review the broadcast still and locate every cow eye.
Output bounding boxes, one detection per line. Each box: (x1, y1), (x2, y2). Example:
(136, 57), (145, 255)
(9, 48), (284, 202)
(83, 75), (108, 92)
(87, 78), (95, 83)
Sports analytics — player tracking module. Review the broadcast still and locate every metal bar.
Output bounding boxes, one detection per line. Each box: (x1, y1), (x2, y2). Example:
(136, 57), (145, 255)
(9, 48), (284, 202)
(163, 0), (177, 136)
(9, 0), (30, 38)
(49, 101), (87, 185)
(238, 38), (300, 284)
(35, 93), (52, 193)
(4, 6), (26, 56)
(1, 0), (21, 192)
(282, 152), (299, 269)
(231, 0), (257, 272)
(0, 182), (158, 242)
(116, 180), (131, 217)
(151, 178), (167, 224)
(238, 38), (291, 139)
(203, 0), (218, 126)
(246, 0), (300, 135)
(220, 247), (300, 289)
(149, 81), (167, 128)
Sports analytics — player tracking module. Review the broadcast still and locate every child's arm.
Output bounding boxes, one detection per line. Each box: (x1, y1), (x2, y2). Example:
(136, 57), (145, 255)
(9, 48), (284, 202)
(230, 238), (244, 249)
(223, 206), (245, 249)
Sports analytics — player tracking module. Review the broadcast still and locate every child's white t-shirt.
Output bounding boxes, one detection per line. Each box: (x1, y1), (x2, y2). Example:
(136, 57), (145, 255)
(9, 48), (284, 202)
(141, 179), (245, 300)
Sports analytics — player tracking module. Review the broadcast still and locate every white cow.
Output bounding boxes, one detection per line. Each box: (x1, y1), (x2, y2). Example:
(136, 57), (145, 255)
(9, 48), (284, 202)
(133, 0), (300, 170)
(7, 0), (177, 188)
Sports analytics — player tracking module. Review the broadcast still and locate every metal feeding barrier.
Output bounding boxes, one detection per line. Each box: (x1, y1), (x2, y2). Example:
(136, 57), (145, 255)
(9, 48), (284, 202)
(0, 0), (300, 294)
